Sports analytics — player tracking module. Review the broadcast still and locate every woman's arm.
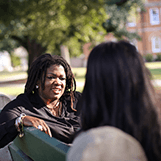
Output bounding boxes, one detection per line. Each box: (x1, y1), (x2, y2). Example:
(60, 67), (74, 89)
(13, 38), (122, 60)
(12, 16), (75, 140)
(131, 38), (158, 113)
(0, 111), (18, 148)
(0, 110), (52, 148)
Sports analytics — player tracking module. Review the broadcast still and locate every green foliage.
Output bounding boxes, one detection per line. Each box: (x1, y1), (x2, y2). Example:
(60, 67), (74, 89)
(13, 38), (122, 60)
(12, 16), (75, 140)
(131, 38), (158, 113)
(0, 24), (19, 52)
(11, 54), (21, 67)
(156, 53), (161, 61)
(144, 54), (153, 62)
(0, 0), (145, 62)
(103, 0), (144, 40)
(0, 0), (107, 57)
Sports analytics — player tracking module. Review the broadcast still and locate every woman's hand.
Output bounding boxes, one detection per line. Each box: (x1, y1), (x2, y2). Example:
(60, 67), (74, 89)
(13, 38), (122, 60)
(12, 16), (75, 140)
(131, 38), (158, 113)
(22, 115), (52, 137)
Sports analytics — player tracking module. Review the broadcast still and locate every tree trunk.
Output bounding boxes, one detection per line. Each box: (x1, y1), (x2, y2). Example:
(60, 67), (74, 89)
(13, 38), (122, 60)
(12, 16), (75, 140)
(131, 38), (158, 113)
(27, 39), (47, 72)
(60, 45), (70, 65)
(11, 36), (47, 72)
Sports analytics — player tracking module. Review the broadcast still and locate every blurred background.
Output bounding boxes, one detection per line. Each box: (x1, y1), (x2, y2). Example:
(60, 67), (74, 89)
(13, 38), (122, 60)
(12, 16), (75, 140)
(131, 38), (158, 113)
(0, 0), (161, 99)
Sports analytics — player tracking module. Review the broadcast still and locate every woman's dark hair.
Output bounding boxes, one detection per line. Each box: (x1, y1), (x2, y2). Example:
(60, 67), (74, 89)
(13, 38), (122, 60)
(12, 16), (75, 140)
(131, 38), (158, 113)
(25, 53), (76, 110)
(80, 40), (161, 160)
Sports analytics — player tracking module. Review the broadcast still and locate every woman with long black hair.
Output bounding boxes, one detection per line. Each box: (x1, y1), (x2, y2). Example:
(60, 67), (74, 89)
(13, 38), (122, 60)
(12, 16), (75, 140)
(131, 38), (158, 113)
(67, 41), (161, 161)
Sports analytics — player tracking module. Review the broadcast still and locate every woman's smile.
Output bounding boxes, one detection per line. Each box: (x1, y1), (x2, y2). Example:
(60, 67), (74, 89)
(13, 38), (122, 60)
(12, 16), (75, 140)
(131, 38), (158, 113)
(37, 64), (66, 104)
(51, 87), (62, 94)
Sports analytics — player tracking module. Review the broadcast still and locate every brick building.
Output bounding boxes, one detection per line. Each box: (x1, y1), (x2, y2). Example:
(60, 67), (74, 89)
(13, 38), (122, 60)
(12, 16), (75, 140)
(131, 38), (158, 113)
(127, 0), (161, 56)
(104, 0), (161, 56)
(80, 0), (161, 67)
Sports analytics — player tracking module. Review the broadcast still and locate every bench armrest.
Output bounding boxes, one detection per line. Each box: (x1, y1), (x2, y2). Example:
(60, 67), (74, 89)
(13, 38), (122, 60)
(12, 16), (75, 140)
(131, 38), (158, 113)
(9, 127), (70, 161)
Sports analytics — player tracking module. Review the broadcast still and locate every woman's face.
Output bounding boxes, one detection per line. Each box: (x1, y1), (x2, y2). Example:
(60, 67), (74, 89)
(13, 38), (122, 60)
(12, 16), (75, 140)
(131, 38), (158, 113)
(37, 64), (66, 103)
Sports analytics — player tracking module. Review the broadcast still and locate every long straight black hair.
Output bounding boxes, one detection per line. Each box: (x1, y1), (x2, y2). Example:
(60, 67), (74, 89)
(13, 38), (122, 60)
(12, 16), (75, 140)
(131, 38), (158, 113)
(80, 40), (161, 160)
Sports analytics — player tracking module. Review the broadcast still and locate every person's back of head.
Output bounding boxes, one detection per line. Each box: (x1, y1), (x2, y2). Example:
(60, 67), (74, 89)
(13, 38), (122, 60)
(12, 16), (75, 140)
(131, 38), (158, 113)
(79, 40), (161, 160)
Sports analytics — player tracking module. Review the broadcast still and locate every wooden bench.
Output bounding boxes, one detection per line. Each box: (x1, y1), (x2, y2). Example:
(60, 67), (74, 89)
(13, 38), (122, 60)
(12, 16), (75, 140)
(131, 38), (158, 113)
(0, 94), (70, 161)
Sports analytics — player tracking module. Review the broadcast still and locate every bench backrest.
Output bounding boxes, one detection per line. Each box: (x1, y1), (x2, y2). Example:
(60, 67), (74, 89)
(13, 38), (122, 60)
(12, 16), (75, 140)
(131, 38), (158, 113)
(0, 94), (12, 161)
(0, 94), (11, 110)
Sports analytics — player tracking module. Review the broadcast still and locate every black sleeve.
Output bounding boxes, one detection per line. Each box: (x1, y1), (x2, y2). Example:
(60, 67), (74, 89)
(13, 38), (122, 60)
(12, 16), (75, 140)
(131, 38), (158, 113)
(0, 101), (21, 148)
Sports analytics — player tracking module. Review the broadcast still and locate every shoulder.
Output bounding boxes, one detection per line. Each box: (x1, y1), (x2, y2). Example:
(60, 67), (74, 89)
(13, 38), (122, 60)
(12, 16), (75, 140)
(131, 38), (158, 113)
(67, 126), (148, 161)
(0, 93), (26, 114)
(2, 93), (31, 111)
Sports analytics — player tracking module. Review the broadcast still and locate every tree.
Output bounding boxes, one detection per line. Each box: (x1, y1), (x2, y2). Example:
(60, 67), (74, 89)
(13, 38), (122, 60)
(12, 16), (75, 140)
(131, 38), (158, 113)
(103, 0), (145, 40)
(0, 0), (107, 69)
(0, 0), (145, 70)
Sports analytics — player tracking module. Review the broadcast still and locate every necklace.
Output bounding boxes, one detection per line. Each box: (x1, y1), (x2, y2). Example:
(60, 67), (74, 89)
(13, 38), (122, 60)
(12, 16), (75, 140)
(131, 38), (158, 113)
(53, 101), (60, 109)
(48, 101), (62, 117)
(46, 100), (62, 117)
(47, 100), (60, 110)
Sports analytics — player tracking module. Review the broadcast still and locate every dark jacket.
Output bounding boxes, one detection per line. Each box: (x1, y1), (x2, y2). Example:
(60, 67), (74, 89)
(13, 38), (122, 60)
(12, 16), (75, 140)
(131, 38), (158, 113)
(0, 91), (81, 148)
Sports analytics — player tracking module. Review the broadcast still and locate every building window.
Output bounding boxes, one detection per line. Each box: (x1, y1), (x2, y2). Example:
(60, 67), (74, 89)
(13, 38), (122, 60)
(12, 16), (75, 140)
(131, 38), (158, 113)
(127, 19), (136, 27)
(152, 37), (161, 53)
(149, 8), (160, 25)
(127, 11), (136, 27)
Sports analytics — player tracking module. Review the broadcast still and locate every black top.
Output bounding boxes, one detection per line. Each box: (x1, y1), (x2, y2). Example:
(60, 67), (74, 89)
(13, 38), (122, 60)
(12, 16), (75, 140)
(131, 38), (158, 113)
(0, 91), (81, 148)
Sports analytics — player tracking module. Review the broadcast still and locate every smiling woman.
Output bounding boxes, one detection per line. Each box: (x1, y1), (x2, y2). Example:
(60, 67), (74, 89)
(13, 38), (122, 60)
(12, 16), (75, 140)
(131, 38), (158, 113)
(37, 64), (67, 116)
(0, 54), (82, 148)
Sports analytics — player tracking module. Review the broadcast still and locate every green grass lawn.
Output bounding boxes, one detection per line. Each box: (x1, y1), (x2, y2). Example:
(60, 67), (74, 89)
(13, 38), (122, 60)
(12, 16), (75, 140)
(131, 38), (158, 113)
(149, 68), (161, 79)
(1, 62), (161, 97)
(145, 62), (161, 79)
(72, 67), (86, 83)
(0, 71), (27, 80)
(0, 86), (24, 97)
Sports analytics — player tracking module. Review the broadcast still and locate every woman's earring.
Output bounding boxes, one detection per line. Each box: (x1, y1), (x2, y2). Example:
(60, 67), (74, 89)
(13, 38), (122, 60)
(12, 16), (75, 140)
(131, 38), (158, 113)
(36, 85), (39, 89)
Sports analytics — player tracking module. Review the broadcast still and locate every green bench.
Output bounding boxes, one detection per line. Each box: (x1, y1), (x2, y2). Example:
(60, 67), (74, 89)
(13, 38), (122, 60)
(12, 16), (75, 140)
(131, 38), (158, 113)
(0, 94), (70, 161)
(8, 127), (70, 161)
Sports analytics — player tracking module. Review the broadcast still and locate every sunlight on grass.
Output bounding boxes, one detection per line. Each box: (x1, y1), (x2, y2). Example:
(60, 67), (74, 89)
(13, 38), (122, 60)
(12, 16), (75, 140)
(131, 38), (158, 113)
(149, 68), (161, 80)
(72, 67), (86, 83)
(0, 71), (27, 81)
(0, 86), (24, 96)
(145, 62), (161, 69)
(72, 67), (86, 76)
